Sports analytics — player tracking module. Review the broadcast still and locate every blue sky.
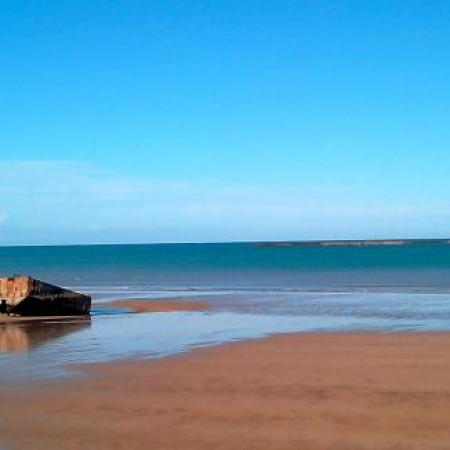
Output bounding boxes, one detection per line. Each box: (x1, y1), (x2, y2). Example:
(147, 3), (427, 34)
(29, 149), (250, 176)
(1, 1), (450, 245)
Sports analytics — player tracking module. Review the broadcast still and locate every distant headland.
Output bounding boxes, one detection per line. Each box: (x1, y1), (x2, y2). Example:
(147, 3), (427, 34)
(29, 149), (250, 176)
(256, 239), (450, 248)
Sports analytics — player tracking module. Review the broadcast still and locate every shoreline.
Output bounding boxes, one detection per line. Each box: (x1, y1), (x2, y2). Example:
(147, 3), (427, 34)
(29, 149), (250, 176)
(1, 331), (450, 449)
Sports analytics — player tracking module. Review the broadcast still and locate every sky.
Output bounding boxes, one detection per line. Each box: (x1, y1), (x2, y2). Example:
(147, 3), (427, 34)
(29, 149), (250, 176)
(1, 0), (450, 245)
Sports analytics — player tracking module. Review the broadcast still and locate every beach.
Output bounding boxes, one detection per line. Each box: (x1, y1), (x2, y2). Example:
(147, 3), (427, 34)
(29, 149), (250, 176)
(1, 331), (450, 450)
(2, 243), (450, 449)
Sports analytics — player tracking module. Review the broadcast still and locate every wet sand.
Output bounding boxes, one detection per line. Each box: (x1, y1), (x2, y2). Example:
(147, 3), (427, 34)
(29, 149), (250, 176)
(102, 298), (210, 313)
(1, 332), (450, 450)
(0, 315), (90, 324)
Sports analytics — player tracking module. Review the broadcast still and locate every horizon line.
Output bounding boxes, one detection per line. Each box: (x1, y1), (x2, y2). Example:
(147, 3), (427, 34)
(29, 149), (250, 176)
(1, 237), (450, 249)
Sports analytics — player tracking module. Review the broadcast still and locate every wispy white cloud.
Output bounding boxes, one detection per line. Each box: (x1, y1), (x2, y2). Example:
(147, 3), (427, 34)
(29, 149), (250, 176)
(0, 212), (7, 223)
(0, 160), (448, 245)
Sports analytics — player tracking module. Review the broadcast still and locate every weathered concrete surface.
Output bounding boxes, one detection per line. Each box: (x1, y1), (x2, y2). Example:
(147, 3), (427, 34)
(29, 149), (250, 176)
(0, 276), (91, 316)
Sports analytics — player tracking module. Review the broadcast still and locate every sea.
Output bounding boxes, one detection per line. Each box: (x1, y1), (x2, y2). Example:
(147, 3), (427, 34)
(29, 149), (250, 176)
(1, 242), (450, 379)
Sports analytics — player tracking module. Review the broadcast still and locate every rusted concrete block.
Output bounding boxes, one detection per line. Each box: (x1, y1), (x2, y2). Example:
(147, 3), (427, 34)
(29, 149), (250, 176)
(0, 275), (91, 316)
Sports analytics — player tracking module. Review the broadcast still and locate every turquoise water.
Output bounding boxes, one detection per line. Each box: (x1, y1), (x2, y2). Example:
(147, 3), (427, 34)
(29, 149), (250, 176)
(1, 242), (450, 379)
(1, 242), (450, 294)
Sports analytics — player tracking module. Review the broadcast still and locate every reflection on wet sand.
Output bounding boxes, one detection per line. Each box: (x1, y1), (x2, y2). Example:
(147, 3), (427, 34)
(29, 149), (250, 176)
(0, 319), (91, 353)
